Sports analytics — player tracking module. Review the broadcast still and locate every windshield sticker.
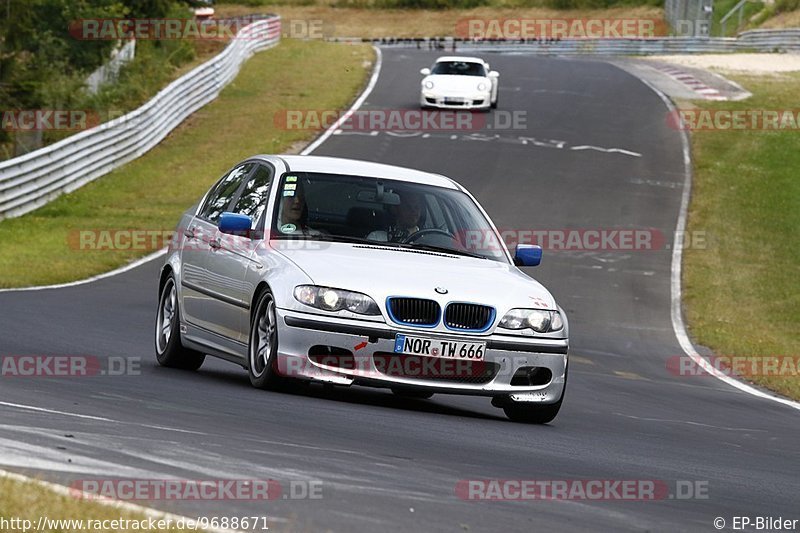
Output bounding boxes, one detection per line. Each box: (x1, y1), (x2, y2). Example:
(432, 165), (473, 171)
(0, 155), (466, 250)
(285, 175), (298, 182)
(283, 190), (295, 197)
(284, 183), (297, 191)
(280, 223), (297, 233)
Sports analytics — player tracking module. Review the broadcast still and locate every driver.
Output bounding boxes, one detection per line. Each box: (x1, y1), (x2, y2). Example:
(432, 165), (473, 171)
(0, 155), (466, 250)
(367, 190), (424, 242)
(277, 178), (322, 236)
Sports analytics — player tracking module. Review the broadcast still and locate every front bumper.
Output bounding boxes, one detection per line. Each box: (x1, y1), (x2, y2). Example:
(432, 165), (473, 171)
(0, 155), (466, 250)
(421, 92), (491, 110)
(275, 309), (568, 403)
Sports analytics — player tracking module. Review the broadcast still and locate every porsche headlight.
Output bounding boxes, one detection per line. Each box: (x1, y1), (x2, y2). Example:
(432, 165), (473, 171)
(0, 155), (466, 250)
(477, 82), (488, 92)
(499, 309), (563, 333)
(423, 80), (434, 90)
(294, 285), (381, 316)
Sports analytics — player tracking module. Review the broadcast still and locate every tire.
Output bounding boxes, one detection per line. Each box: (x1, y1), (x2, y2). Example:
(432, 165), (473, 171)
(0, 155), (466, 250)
(248, 288), (285, 390)
(502, 364), (568, 424)
(391, 388), (434, 400)
(155, 275), (205, 370)
(490, 97), (498, 109)
(503, 397), (563, 424)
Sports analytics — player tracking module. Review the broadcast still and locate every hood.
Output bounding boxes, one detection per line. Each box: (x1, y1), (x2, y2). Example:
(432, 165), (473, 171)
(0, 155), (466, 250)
(424, 75), (489, 94)
(272, 242), (556, 316)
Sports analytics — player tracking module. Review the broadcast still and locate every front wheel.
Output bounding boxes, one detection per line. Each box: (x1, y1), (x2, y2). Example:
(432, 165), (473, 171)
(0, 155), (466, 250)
(248, 288), (285, 390)
(501, 364), (567, 424)
(392, 388), (434, 400)
(503, 397), (563, 424)
(155, 275), (205, 370)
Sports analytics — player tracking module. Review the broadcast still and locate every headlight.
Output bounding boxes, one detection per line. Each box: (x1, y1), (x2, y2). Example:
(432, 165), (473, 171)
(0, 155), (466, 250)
(294, 285), (381, 316)
(423, 80), (434, 90)
(499, 308), (563, 333)
(477, 82), (488, 91)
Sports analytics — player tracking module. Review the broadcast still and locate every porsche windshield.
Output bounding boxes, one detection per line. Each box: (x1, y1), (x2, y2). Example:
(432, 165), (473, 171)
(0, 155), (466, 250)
(431, 61), (486, 77)
(272, 172), (508, 263)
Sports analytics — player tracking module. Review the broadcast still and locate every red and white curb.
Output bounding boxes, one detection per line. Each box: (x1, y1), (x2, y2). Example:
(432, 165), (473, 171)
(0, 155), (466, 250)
(654, 65), (728, 101)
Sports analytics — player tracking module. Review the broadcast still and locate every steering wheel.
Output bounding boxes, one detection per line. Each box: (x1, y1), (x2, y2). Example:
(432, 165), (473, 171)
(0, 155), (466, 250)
(402, 228), (456, 244)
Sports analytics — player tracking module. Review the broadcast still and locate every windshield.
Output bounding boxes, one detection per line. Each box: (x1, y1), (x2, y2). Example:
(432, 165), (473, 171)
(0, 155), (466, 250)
(271, 172), (508, 263)
(431, 61), (486, 77)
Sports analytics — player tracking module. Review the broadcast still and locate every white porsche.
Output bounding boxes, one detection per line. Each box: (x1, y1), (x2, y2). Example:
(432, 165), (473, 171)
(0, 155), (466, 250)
(420, 56), (499, 111)
(155, 155), (568, 423)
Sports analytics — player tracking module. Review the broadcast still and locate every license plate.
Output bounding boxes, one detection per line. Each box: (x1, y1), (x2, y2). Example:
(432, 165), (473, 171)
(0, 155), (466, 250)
(444, 97), (464, 104)
(394, 334), (486, 360)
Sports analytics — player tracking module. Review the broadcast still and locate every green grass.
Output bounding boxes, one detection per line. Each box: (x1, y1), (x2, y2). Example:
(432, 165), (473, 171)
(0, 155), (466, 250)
(0, 475), (204, 532)
(683, 72), (800, 400)
(0, 40), (373, 287)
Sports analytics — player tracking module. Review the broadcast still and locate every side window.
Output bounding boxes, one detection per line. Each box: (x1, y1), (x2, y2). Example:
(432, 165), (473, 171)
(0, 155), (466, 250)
(231, 164), (273, 227)
(198, 163), (255, 224)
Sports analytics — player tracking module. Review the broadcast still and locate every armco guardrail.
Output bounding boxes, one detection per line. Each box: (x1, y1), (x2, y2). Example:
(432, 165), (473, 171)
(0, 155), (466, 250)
(341, 28), (800, 54)
(0, 16), (280, 221)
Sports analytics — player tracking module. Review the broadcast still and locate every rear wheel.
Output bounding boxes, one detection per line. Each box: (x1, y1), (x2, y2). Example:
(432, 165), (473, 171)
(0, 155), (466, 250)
(248, 288), (285, 390)
(155, 275), (205, 370)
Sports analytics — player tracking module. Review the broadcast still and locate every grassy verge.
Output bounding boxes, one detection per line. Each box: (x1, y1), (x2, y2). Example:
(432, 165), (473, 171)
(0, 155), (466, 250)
(0, 475), (203, 532)
(682, 71), (800, 400)
(216, 4), (666, 38)
(0, 40), (373, 288)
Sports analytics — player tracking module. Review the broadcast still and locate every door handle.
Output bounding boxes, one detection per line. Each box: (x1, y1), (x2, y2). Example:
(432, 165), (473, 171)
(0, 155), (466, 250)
(184, 227), (196, 239)
(209, 238), (221, 250)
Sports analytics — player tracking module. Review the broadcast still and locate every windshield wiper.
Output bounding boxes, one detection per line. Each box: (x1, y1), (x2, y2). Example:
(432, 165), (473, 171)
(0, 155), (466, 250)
(399, 243), (488, 260)
(290, 234), (404, 248)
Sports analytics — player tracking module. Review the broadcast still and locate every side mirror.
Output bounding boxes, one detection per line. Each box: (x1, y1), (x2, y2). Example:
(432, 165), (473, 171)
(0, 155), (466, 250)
(219, 212), (253, 236)
(420, 68), (431, 76)
(488, 70), (499, 78)
(514, 244), (542, 267)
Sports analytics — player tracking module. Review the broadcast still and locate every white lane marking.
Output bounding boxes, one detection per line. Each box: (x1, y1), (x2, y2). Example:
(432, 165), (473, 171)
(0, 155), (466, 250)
(613, 413), (767, 432)
(333, 130), (641, 157)
(0, 401), (210, 435)
(570, 145), (642, 157)
(0, 468), (241, 533)
(0, 401), (115, 422)
(636, 75), (800, 412)
(0, 248), (167, 293)
(301, 46), (382, 155)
